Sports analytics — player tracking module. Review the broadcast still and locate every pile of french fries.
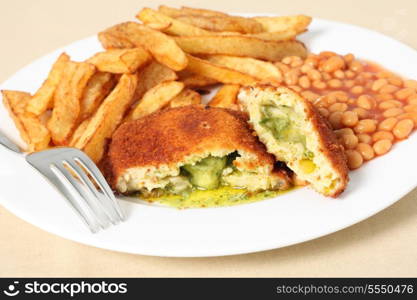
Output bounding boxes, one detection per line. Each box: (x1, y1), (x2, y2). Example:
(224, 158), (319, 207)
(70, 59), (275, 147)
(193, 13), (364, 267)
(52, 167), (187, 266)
(2, 6), (310, 163)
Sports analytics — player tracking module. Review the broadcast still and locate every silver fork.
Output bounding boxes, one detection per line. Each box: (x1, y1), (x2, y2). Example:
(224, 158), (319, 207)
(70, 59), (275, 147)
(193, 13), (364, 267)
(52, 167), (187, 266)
(0, 131), (124, 233)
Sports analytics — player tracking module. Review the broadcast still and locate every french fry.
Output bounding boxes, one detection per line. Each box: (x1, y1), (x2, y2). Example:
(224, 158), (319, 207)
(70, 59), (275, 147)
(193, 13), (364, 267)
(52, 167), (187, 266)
(176, 15), (263, 34)
(252, 15), (312, 33)
(80, 72), (116, 120)
(246, 29), (302, 41)
(25, 53), (69, 116)
(75, 74), (138, 163)
(208, 84), (240, 109)
(206, 55), (282, 84)
(98, 31), (135, 49)
(48, 62), (95, 145)
(169, 89), (201, 108)
(179, 6), (229, 17)
(174, 36), (307, 61)
(128, 81), (184, 120)
(185, 55), (257, 85)
(179, 73), (218, 88)
(101, 22), (188, 71)
(2, 90), (50, 151)
(69, 118), (90, 146)
(87, 48), (151, 74)
(137, 8), (211, 36)
(133, 61), (178, 102)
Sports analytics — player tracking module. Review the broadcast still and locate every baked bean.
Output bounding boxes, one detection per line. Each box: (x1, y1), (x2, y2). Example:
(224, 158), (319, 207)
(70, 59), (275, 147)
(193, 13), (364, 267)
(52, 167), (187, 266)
(282, 56), (292, 65)
(408, 95), (417, 105)
(379, 84), (399, 94)
(301, 91), (320, 102)
(397, 112), (417, 126)
(357, 133), (372, 144)
(290, 56), (303, 68)
(312, 80), (326, 90)
(388, 76), (403, 87)
(318, 107), (330, 117)
(349, 60), (364, 73)
(356, 95), (375, 109)
(395, 88), (415, 100)
(284, 70), (299, 85)
(345, 70), (356, 79)
(328, 79), (343, 88)
(298, 75), (311, 89)
(376, 70), (392, 78)
(372, 131), (394, 142)
(393, 119), (414, 139)
(383, 108), (404, 118)
(321, 56), (345, 73)
(328, 91), (348, 102)
(378, 117), (398, 131)
(352, 107), (369, 119)
(351, 85), (364, 94)
(341, 111), (359, 127)
(345, 150), (363, 169)
(376, 93), (394, 102)
(300, 64), (312, 73)
(378, 100), (402, 110)
(373, 139), (392, 155)
(319, 51), (337, 58)
(333, 70), (345, 79)
(354, 119), (377, 133)
(371, 78), (388, 91)
(322, 72), (332, 81)
(329, 102), (348, 113)
(341, 134), (359, 149)
(334, 128), (354, 137)
(348, 98), (356, 105)
(307, 69), (321, 81)
(356, 143), (375, 160)
(304, 57), (318, 68)
(404, 104), (417, 113)
(329, 111), (343, 129)
(344, 79), (355, 88)
(343, 53), (354, 63)
(404, 79), (417, 89)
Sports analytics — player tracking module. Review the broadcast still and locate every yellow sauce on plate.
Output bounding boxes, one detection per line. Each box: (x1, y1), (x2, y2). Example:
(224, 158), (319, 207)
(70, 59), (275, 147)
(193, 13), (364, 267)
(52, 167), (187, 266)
(142, 186), (293, 209)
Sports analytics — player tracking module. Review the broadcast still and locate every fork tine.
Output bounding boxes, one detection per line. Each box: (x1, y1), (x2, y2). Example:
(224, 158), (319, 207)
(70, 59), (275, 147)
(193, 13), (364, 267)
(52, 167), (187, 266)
(49, 164), (100, 233)
(63, 160), (113, 228)
(74, 156), (124, 221)
(65, 159), (118, 225)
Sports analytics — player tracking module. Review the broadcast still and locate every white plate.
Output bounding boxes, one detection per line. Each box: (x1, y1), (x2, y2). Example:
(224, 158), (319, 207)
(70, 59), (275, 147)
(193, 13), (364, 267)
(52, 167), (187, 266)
(1, 16), (417, 257)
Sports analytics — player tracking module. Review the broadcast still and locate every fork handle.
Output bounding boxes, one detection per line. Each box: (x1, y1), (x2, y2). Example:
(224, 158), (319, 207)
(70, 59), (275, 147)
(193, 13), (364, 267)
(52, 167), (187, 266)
(0, 131), (22, 154)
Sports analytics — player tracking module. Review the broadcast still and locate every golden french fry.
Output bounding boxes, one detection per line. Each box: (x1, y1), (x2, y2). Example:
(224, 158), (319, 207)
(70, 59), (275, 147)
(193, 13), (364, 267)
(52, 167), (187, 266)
(253, 15), (312, 33)
(246, 29), (302, 41)
(185, 55), (257, 85)
(25, 53), (70, 116)
(176, 15), (263, 34)
(206, 55), (282, 84)
(169, 89), (201, 108)
(179, 6), (229, 17)
(75, 74), (138, 163)
(208, 84), (240, 109)
(69, 118), (90, 147)
(137, 8), (211, 36)
(101, 22), (188, 71)
(133, 61), (178, 103)
(98, 31), (135, 49)
(48, 62), (95, 145)
(180, 73), (218, 88)
(2, 90), (50, 151)
(80, 72), (116, 120)
(175, 36), (307, 61)
(87, 48), (151, 74)
(128, 81), (184, 120)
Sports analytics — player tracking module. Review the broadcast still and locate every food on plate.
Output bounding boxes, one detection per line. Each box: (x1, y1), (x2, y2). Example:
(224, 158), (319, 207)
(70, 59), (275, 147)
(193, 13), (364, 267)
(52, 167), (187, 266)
(87, 48), (151, 74)
(100, 22), (188, 71)
(169, 89), (201, 108)
(25, 53), (70, 116)
(206, 55), (282, 84)
(127, 80), (184, 120)
(238, 84), (349, 197)
(174, 36), (307, 61)
(103, 105), (292, 205)
(47, 61), (95, 145)
(208, 84), (240, 109)
(178, 72), (218, 88)
(2, 90), (50, 151)
(74, 73), (137, 163)
(185, 55), (257, 85)
(253, 15), (312, 33)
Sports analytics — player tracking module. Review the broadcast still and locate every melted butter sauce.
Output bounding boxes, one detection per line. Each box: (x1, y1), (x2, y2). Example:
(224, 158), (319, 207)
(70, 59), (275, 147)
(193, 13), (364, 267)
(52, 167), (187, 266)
(142, 186), (294, 209)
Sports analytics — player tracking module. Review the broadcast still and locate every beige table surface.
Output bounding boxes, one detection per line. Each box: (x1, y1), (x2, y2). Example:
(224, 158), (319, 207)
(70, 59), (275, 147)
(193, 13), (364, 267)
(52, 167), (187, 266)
(1, 0), (417, 277)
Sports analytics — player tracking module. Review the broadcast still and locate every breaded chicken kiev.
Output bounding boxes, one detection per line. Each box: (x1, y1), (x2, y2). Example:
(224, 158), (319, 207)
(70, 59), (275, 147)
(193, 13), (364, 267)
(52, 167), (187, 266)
(104, 105), (291, 196)
(238, 84), (349, 197)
